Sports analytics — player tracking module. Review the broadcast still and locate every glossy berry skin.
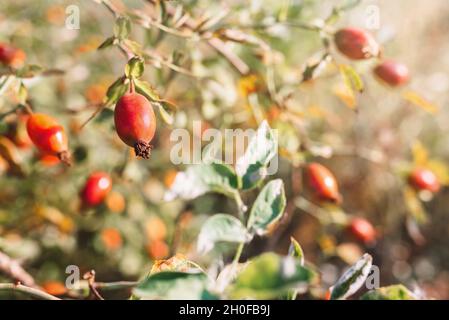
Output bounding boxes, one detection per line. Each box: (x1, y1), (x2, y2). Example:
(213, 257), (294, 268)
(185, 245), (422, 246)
(306, 163), (341, 203)
(0, 43), (26, 68)
(334, 28), (379, 60)
(27, 113), (68, 156)
(114, 93), (156, 159)
(374, 60), (409, 87)
(348, 217), (376, 244)
(409, 168), (440, 193)
(81, 172), (112, 207)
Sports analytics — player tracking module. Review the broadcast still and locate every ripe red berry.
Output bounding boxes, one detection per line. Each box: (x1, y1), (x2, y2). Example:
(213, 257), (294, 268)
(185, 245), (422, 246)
(334, 27), (380, 60)
(374, 60), (409, 87)
(306, 163), (341, 203)
(26, 113), (70, 164)
(114, 92), (156, 159)
(348, 217), (376, 244)
(81, 172), (112, 207)
(408, 168), (440, 193)
(0, 43), (26, 68)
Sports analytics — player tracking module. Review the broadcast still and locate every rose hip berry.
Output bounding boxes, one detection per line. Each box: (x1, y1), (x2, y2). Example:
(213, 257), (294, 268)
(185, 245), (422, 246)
(348, 217), (376, 244)
(306, 163), (341, 203)
(409, 168), (440, 193)
(81, 172), (112, 207)
(374, 60), (409, 87)
(114, 92), (156, 159)
(334, 27), (380, 60)
(0, 43), (26, 68)
(26, 113), (71, 164)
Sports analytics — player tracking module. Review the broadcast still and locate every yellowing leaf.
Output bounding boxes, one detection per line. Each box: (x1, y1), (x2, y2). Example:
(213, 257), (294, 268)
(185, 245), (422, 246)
(34, 205), (74, 233)
(411, 141), (429, 166)
(403, 187), (428, 224)
(426, 160), (449, 185)
(339, 64), (364, 93)
(150, 254), (190, 274)
(333, 83), (356, 110)
(238, 74), (260, 97)
(403, 91), (438, 114)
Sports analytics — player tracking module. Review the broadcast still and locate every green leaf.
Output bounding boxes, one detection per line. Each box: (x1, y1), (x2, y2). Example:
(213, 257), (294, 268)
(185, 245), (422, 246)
(134, 79), (160, 101)
(197, 214), (252, 254)
(154, 100), (177, 125)
(94, 108), (114, 123)
(287, 237), (305, 300)
(235, 120), (277, 190)
(133, 272), (215, 300)
(16, 64), (44, 78)
(247, 179), (286, 235)
(230, 253), (316, 299)
(360, 284), (417, 300)
(330, 253), (373, 300)
(125, 57), (145, 79)
(97, 36), (116, 50)
(123, 39), (144, 56)
(288, 237), (304, 266)
(17, 82), (27, 105)
(164, 163), (240, 201)
(134, 79), (177, 125)
(105, 76), (128, 106)
(113, 16), (131, 40)
(339, 64), (364, 94)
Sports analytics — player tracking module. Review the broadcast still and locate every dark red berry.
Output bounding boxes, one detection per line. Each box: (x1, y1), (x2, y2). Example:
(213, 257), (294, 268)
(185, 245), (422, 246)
(409, 168), (440, 193)
(0, 43), (26, 68)
(348, 217), (376, 244)
(334, 27), (380, 60)
(374, 60), (409, 87)
(81, 172), (112, 207)
(114, 93), (156, 159)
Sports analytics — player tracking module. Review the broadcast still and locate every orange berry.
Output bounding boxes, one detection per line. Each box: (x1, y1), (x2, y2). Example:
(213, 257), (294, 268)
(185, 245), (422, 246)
(101, 228), (122, 251)
(306, 163), (341, 203)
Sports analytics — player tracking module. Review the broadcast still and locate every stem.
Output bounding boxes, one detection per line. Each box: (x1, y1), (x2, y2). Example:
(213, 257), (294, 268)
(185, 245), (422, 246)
(0, 283), (60, 300)
(232, 242), (245, 266)
(93, 281), (138, 291)
(233, 191), (247, 220)
(0, 105), (21, 121)
(129, 78), (135, 93)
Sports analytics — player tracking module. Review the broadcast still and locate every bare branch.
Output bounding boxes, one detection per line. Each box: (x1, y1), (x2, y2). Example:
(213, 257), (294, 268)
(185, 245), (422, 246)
(0, 251), (36, 288)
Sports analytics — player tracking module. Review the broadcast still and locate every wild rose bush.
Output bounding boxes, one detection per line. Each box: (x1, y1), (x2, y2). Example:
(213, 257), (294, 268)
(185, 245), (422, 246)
(0, 0), (448, 300)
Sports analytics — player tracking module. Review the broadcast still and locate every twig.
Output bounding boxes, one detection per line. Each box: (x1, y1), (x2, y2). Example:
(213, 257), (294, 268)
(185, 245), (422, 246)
(83, 270), (105, 300)
(93, 281), (138, 291)
(80, 104), (105, 129)
(144, 0), (250, 75)
(0, 283), (60, 300)
(0, 251), (36, 288)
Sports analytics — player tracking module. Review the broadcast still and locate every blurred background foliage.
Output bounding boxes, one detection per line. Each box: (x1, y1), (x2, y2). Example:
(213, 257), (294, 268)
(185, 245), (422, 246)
(0, 0), (448, 299)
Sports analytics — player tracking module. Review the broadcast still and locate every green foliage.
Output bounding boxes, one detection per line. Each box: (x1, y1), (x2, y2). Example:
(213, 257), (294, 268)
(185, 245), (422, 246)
(133, 272), (215, 300)
(229, 253), (316, 299)
(361, 285), (417, 300)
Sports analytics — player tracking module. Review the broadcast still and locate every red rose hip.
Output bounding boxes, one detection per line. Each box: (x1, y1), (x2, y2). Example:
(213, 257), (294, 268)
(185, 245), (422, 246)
(26, 113), (71, 164)
(374, 60), (409, 87)
(306, 163), (341, 203)
(334, 27), (380, 60)
(114, 92), (156, 159)
(0, 43), (26, 68)
(81, 172), (112, 207)
(409, 168), (440, 193)
(348, 217), (376, 244)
